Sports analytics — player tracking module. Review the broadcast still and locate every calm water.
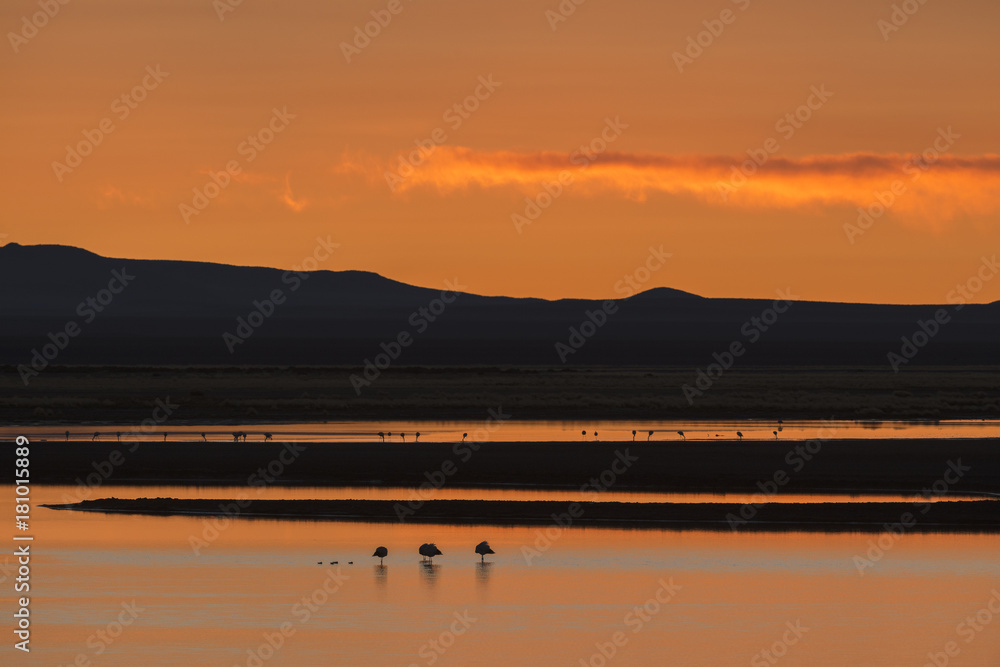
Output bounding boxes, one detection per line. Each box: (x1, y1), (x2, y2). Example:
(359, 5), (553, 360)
(5, 486), (1000, 666)
(5, 419), (1000, 443)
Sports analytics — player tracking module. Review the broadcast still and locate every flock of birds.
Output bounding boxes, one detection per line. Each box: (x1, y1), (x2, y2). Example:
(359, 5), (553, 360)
(320, 541), (494, 566)
(83, 423), (784, 443)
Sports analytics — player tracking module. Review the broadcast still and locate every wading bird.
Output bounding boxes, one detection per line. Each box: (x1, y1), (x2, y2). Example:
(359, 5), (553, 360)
(677, 431), (685, 440)
(594, 431), (599, 439)
(92, 432), (100, 441)
(773, 431), (778, 440)
(582, 430), (587, 439)
(163, 433), (168, 442)
(647, 430), (654, 441)
(462, 433), (468, 442)
(65, 431), (69, 441)
(415, 432), (420, 442)
(116, 432), (121, 442)
(372, 546), (388, 565)
(400, 433), (405, 442)
(419, 543), (442, 562)
(232, 432), (240, 442)
(201, 433), (207, 442)
(264, 433), (272, 442)
(632, 430), (637, 441)
(475, 541), (495, 563)
(378, 431), (385, 442)
(737, 431), (743, 441)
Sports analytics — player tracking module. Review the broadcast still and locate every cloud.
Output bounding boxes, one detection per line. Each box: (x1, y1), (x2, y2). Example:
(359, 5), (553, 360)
(281, 174), (308, 212)
(336, 146), (1000, 224)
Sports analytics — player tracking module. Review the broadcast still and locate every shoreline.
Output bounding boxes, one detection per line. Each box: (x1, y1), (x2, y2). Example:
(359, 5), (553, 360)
(41, 498), (1000, 533)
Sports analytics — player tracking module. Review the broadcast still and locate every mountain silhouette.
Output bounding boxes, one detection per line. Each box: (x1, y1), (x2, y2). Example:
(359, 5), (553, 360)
(1, 243), (997, 366)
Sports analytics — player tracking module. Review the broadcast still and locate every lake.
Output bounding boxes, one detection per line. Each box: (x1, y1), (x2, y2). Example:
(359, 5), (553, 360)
(6, 485), (1000, 666)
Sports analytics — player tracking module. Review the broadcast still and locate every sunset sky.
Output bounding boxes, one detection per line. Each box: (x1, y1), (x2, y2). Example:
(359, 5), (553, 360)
(2, 0), (998, 303)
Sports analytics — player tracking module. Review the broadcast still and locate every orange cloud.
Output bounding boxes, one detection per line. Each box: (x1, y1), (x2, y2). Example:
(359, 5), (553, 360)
(337, 146), (1000, 224)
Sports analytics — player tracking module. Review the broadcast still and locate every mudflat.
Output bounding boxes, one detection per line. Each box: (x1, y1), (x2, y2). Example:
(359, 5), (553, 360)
(9, 438), (997, 495)
(41, 497), (1000, 532)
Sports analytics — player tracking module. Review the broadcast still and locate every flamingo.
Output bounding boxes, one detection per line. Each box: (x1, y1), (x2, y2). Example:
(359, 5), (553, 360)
(378, 431), (385, 442)
(163, 433), (168, 442)
(372, 546), (388, 565)
(241, 432), (248, 442)
(400, 433), (406, 442)
(264, 433), (273, 442)
(582, 430), (587, 439)
(201, 433), (207, 442)
(475, 541), (495, 563)
(677, 431), (685, 441)
(594, 431), (599, 439)
(737, 431), (743, 441)
(116, 432), (121, 442)
(65, 431), (69, 441)
(419, 543), (442, 562)
(632, 429), (637, 441)
(415, 432), (420, 442)
(92, 432), (100, 441)
(773, 431), (778, 440)
(462, 433), (468, 442)
(647, 430), (654, 441)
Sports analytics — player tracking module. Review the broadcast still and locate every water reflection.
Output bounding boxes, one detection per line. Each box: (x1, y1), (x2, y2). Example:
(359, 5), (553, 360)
(476, 561), (494, 586)
(419, 561), (441, 587)
(374, 564), (387, 590)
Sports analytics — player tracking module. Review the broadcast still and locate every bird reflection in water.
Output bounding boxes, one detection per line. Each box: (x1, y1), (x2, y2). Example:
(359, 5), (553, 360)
(476, 561), (493, 586)
(373, 564), (387, 589)
(420, 560), (440, 586)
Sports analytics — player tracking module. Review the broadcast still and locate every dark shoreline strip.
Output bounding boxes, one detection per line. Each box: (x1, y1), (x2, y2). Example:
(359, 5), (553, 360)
(41, 498), (1000, 533)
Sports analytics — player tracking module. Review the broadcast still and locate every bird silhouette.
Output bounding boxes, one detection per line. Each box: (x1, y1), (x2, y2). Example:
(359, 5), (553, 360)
(116, 432), (121, 442)
(372, 546), (388, 565)
(264, 433), (272, 442)
(632, 429), (637, 441)
(419, 543), (442, 561)
(378, 431), (385, 442)
(594, 431), (599, 439)
(773, 431), (778, 439)
(475, 541), (495, 563)
(400, 433), (405, 442)
(201, 433), (207, 442)
(415, 432), (421, 442)
(582, 430), (587, 438)
(163, 432), (168, 442)
(737, 431), (743, 441)
(65, 431), (69, 441)
(647, 430), (654, 441)
(677, 431), (685, 440)
(462, 433), (468, 442)
(92, 432), (100, 441)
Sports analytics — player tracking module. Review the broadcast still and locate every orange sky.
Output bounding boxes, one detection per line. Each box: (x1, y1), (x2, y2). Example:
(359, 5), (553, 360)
(2, 0), (999, 303)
